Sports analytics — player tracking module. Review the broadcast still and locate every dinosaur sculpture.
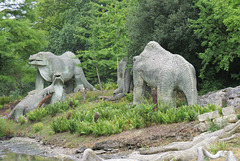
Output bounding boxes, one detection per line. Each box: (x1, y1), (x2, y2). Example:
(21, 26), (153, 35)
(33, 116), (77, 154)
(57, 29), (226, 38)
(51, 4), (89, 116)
(133, 41), (198, 106)
(8, 73), (65, 120)
(29, 51), (96, 94)
(113, 57), (131, 96)
(107, 57), (131, 101)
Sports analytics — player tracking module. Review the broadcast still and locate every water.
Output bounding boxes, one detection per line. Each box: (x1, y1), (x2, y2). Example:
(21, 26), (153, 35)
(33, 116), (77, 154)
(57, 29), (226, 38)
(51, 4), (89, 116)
(0, 151), (56, 161)
(0, 138), (76, 161)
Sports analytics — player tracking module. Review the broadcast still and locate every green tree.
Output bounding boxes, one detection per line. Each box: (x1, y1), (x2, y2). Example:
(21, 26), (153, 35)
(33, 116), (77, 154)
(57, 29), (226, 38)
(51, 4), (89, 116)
(0, 0), (47, 96)
(76, 0), (131, 85)
(126, 0), (202, 62)
(126, 0), (203, 85)
(190, 0), (240, 93)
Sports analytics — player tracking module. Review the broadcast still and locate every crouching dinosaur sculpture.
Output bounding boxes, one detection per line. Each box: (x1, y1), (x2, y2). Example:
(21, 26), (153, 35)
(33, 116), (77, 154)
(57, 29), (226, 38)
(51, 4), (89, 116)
(133, 41), (198, 106)
(29, 51), (96, 94)
(8, 73), (65, 120)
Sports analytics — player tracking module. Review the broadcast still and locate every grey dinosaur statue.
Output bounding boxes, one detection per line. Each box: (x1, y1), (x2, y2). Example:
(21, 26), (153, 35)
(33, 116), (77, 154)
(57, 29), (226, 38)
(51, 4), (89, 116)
(8, 73), (65, 120)
(107, 57), (131, 101)
(113, 57), (131, 96)
(29, 51), (96, 94)
(133, 41), (198, 106)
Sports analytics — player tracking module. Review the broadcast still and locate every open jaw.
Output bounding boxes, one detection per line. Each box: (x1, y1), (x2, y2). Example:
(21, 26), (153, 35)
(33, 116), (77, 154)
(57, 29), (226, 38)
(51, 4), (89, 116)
(53, 74), (64, 84)
(29, 58), (45, 66)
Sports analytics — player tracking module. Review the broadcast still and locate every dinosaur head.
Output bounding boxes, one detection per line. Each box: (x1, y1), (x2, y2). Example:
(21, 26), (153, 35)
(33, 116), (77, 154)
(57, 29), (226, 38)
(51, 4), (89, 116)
(29, 52), (51, 66)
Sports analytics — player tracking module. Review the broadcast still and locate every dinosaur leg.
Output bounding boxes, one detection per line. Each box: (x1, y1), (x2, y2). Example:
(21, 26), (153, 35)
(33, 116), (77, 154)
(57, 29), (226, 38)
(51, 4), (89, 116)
(74, 67), (95, 92)
(133, 72), (146, 104)
(65, 79), (74, 94)
(157, 79), (175, 107)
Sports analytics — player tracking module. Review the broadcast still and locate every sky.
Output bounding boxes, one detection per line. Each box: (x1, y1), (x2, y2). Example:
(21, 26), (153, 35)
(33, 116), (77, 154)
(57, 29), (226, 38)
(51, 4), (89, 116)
(0, 0), (25, 11)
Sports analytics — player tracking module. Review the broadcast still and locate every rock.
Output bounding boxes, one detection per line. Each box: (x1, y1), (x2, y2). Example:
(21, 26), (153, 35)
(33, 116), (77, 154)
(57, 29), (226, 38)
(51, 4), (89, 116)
(81, 149), (104, 161)
(226, 151), (237, 161)
(235, 107), (240, 115)
(76, 145), (88, 154)
(200, 86), (240, 111)
(213, 114), (238, 127)
(200, 90), (225, 107)
(223, 114), (238, 123)
(198, 111), (220, 122)
(222, 106), (235, 116)
(196, 122), (208, 132)
(111, 149), (119, 153)
(94, 150), (107, 155)
(93, 140), (120, 150)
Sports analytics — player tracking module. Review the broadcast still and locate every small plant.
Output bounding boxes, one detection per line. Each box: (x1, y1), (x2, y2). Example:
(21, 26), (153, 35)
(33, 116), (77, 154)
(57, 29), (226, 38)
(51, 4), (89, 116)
(208, 141), (228, 154)
(0, 118), (14, 137)
(208, 120), (221, 132)
(32, 122), (44, 133)
(237, 114), (240, 120)
(45, 104), (60, 116)
(124, 93), (133, 102)
(18, 115), (27, 125)
(50, 117), (68, 133)
(27, 108), (47, 122)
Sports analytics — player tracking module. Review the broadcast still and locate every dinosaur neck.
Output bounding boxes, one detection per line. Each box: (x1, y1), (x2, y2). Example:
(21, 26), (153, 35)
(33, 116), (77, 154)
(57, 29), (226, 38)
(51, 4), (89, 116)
(38, 66), (52, 82)
(51, 80), (64, 104)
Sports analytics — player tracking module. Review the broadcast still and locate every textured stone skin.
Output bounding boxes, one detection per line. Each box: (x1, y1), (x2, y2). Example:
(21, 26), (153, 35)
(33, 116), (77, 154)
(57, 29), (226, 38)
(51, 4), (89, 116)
(8, 86), (53, 120)
(113, 57), (131, 95)
(29, 51), (96, 94)
(133, 41), (198, 106)
(8, 73), (65, 120)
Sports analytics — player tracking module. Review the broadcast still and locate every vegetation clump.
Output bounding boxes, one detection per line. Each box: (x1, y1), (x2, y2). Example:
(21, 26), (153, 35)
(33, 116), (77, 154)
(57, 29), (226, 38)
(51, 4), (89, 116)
(33, 122), (44, 133)
(34, 96), (220, 136)
(0, 118), (14, 137)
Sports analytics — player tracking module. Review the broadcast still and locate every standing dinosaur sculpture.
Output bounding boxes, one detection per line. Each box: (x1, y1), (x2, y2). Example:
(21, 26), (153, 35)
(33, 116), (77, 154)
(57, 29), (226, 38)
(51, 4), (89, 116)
(133, 41), (198, 106)
(29, 51), (96, 94)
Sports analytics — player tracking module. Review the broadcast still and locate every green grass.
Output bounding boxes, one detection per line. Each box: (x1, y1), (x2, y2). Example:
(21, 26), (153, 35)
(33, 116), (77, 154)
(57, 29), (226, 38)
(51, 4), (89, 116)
(41, 94), (221, 136)
(0, 118), (15, 137)
(1, 89), (223, 144)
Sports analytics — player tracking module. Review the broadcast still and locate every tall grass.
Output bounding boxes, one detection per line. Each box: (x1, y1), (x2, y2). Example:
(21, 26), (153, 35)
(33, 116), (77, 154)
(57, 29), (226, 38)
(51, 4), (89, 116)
(0, 118), (14, 137)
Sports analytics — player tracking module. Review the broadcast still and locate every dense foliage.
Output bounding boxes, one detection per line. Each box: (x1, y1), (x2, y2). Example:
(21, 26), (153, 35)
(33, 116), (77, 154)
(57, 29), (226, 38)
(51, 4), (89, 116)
(0, 0), (47, 96)
(0, 0), (240, 96)
(24, 91), (221, 136)
(190, 0), (240, 93)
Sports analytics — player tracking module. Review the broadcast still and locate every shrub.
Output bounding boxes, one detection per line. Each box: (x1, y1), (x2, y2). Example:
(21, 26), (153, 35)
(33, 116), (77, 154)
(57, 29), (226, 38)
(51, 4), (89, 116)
(0, 96), (11, 105)
(32, 122), (44, 133)
(49, 96), (221, 136)
(67, 119), (77, 133)
(0, 118), (14, 137)
(50, 117), (68, 133)
(124, 93), (133, 102)
(76, 121), (94, 135)
(27, 108), (47, 122)
(18, 115), (27, 125)
(45, 104), (60, 116)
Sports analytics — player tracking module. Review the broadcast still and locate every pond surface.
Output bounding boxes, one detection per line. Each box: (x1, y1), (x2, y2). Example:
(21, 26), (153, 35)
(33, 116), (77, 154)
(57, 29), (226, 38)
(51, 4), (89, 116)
(0, 137), (76, 161)
(0, 151), (56, 161)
